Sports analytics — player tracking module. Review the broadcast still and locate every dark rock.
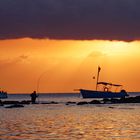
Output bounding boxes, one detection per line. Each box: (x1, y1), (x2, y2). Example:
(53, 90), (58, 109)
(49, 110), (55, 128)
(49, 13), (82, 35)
(50, 101), (58, 104)
(2, 100), (31, 105)
(120, 96), (140, 103)
(0, 100), (3, 106)
(108, 106), (115, 109)
(41, 101), (58, 104)
(110, 98), (121, 103)
(89, 100), (101, 104)
(65, 101), (76, 105)
(102, 98), (111, 104)
(134, 96), (140, 103)
(67, 101), (76, 104)
(5, 104), (24, 108)
(77, 101), (88, 105)
(20, 100), (31, 104)
(3, 101), (20, 104)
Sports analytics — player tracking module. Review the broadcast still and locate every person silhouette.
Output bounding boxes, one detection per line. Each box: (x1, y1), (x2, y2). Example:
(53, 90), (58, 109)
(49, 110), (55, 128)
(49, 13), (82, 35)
(30, 91), (38, 104)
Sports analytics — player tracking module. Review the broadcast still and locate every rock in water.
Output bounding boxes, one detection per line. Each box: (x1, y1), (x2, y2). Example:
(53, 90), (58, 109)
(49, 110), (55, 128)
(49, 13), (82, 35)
(5, 104), (24, 108)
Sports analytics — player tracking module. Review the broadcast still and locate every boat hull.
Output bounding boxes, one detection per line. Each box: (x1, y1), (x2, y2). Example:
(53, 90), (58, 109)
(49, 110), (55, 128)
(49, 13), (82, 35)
(80, 89), (128, 98)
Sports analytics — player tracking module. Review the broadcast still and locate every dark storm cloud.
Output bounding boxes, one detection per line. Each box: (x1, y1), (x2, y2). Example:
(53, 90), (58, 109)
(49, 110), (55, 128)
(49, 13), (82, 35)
(0, 0), (140, 41)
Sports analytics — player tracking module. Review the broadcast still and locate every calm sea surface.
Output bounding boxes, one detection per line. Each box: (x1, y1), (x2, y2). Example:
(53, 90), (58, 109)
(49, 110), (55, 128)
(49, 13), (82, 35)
(0, 93), (140, 140)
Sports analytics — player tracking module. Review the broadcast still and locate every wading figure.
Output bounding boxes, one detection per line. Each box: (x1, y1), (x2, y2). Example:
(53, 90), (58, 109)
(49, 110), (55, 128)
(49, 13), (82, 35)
(30, 91), (38, 104)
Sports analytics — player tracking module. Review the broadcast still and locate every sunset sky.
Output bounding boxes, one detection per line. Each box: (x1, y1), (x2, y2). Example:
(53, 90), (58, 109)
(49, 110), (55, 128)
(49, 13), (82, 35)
(0, 0), (140, 93)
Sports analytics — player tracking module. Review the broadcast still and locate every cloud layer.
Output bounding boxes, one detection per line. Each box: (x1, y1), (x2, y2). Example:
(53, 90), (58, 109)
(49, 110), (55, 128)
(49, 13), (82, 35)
(0, 0), (140, 41)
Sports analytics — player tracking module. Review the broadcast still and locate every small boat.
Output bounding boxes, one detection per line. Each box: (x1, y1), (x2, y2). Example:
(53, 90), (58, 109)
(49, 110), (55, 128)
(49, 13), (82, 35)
(80, 67), (129, 99)
(80, 87), (128, 99)
(0, 90), (8, 99)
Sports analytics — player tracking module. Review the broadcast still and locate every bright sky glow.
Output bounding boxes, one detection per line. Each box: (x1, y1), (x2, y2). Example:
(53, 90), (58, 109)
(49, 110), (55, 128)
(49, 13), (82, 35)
(0, 38), (140, 93)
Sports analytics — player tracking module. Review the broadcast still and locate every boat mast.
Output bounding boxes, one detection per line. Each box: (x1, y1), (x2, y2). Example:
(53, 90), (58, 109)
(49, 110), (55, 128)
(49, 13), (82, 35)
(96, 66), (101, 90)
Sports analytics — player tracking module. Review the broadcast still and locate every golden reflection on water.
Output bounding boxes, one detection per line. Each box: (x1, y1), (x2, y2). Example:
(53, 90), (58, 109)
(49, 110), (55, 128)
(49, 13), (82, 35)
(0, 104), (140, 140)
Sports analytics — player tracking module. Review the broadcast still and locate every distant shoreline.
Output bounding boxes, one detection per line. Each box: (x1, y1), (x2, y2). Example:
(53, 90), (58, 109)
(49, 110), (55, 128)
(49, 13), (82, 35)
(6, 92), (140, 94)
(7, 92), (80, 94)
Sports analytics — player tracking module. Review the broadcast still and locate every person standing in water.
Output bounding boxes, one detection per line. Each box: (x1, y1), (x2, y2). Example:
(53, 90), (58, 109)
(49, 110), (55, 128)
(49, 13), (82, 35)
(30, 91), (38, 104)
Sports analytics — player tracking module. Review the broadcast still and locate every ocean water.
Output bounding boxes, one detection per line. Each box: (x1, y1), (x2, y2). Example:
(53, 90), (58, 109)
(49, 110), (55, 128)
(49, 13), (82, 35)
(0, 93), (140, 140)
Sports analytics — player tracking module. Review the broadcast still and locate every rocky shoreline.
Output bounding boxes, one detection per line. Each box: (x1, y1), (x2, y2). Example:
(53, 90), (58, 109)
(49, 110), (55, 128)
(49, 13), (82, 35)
(0, 96), (140, 108)
(76, 96), (140, 105)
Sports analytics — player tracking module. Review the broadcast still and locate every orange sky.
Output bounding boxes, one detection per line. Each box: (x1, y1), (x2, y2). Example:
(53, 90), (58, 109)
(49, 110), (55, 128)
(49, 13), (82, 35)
(0, 38), (140, 93)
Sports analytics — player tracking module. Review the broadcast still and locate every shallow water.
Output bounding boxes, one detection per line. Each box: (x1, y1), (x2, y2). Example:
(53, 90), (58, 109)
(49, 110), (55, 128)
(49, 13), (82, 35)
(0, 104), (140, 140)
(0, 94), (140, 140)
